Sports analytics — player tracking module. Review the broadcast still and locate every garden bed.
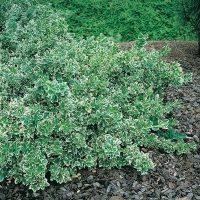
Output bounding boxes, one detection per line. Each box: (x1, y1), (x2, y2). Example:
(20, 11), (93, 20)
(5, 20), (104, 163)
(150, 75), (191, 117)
(0, 40), (199, 200)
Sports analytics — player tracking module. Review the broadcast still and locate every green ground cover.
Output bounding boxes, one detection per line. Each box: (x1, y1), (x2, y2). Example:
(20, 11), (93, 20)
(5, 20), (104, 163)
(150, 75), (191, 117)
(36, 0), (196, 41)
(1, 0), (196, 42)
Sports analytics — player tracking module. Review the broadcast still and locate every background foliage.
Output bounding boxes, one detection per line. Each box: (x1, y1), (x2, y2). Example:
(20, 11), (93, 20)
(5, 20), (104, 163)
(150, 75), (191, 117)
(178, 0), (200, 54)
(36, 0), (196, 41)
(1, 0), (196, 42)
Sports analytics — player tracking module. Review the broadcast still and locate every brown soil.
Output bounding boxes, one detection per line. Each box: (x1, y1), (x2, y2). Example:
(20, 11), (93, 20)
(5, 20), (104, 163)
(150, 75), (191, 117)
(120, 40), (198, 58)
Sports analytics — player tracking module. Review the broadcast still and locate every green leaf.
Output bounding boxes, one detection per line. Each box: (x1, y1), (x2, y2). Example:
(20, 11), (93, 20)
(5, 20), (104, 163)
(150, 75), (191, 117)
(59, 119), (71, 134)
(146, 86), (153, 96)
(156, 128), (186, 140)
(0, 167), (7, 181)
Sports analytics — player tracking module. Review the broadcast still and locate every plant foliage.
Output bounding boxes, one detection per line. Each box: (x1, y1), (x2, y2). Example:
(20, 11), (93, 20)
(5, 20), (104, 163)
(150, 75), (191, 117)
(156, 128), (186, 141)
(20, 0), (196, 42)
(0, 2), (196, 191)
(179, 0), (200, 54)
(180, 0), (200, 32)
(77, 0), (194, 41)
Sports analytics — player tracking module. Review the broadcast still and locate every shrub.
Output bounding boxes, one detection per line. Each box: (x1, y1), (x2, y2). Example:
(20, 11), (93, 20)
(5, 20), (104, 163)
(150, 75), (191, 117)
(0, 3), (196, 191)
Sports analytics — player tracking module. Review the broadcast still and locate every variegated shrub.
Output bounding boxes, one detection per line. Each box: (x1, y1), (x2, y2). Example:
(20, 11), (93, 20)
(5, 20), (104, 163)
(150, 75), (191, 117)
(0, 2), (196, 191)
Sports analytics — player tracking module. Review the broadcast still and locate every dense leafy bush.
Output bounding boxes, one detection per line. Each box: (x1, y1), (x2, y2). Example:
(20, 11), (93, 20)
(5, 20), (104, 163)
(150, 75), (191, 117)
(0, 0), (33, 31)
(0, 3), (196, 191)
(37, 0), (196, 41)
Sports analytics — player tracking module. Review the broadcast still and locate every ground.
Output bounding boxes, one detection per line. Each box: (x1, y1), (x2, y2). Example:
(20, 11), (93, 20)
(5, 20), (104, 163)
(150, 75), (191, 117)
(0, 41), (199, 200)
